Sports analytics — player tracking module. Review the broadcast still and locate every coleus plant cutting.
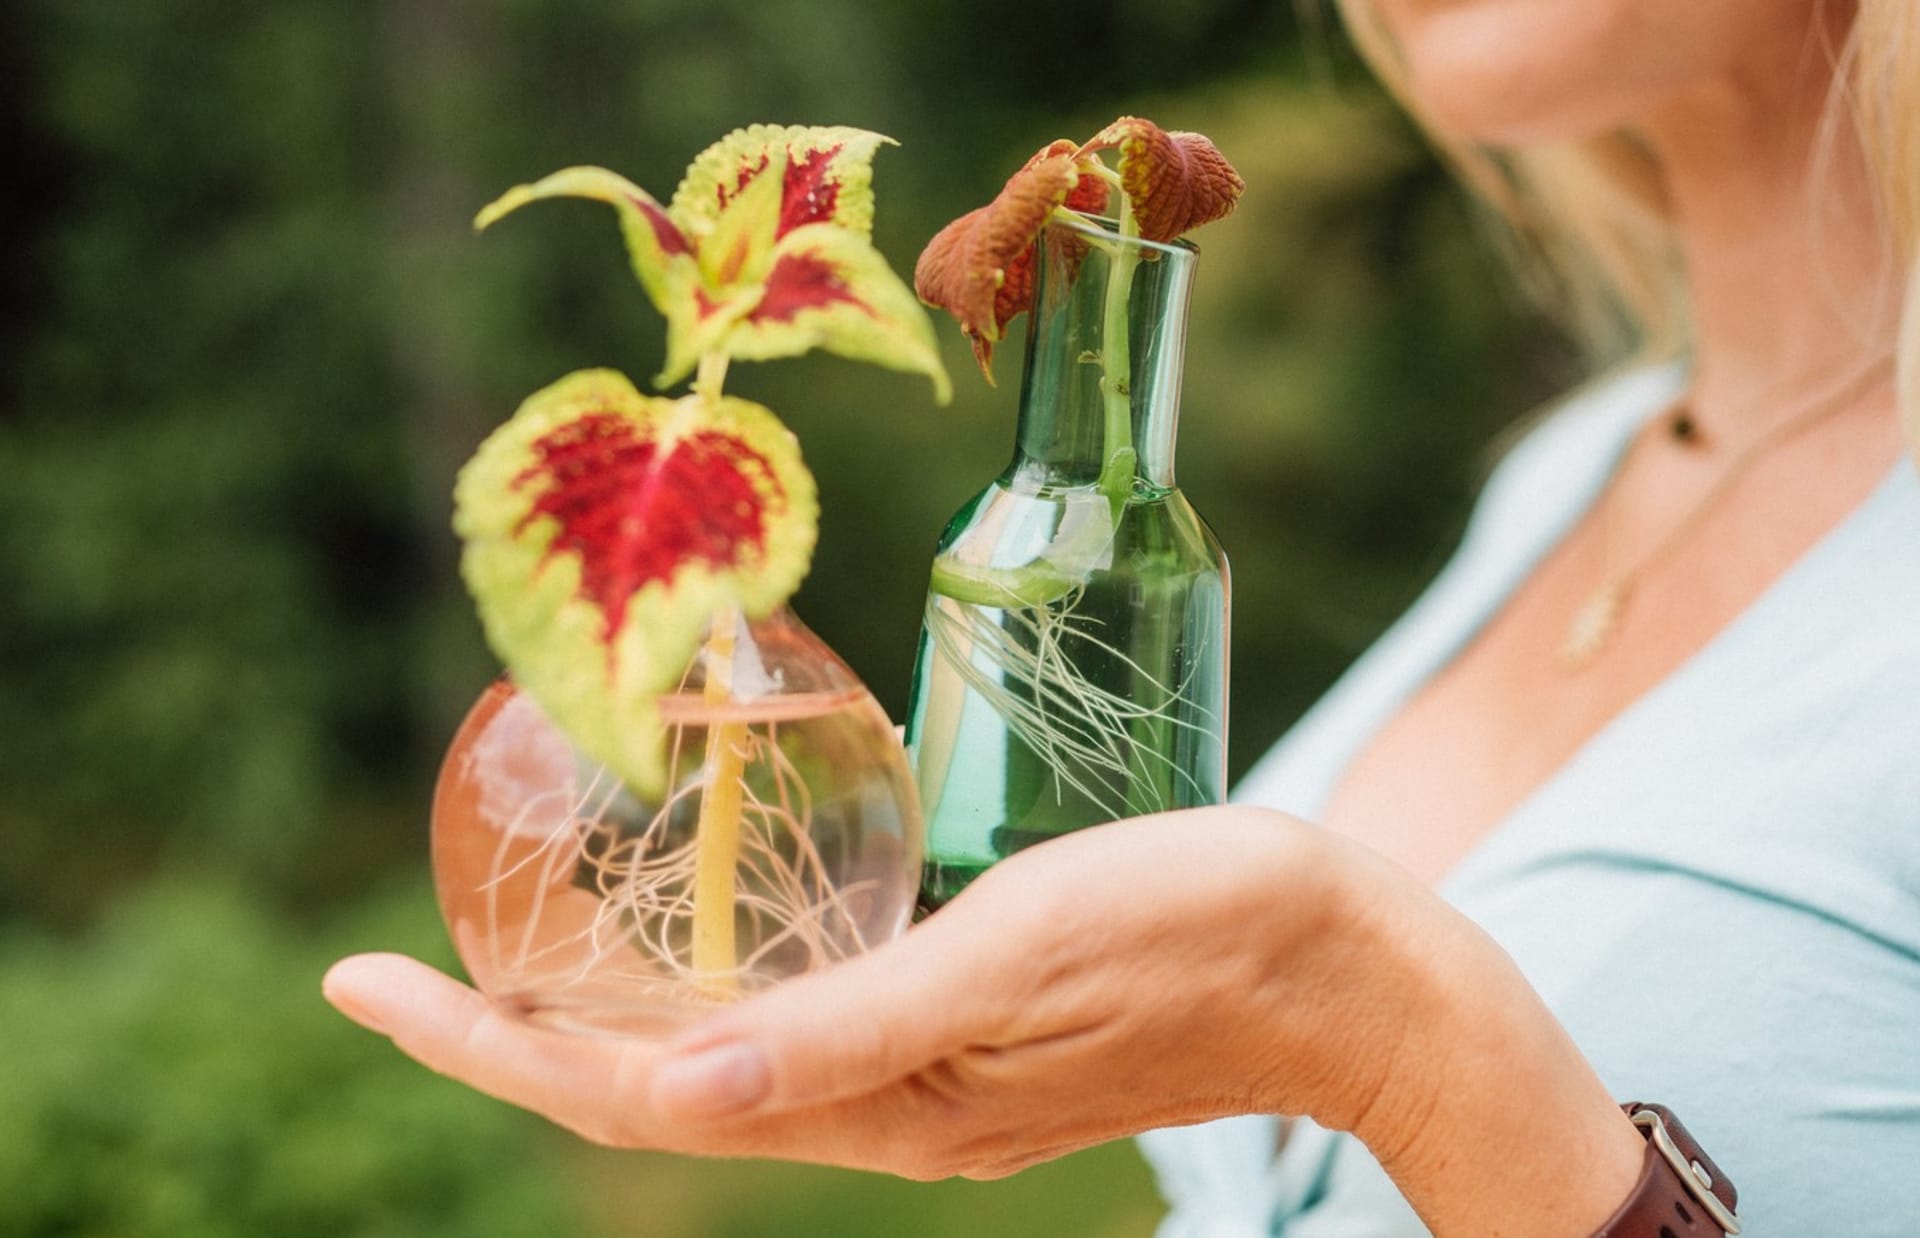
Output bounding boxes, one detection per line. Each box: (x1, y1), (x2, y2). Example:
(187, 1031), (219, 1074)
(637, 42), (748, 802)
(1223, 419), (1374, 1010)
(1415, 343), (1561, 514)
(917, 116), (1242, 506)
(914, 117), (1243, 605)
(443, 124), (946, 1007)
(904, 118), (1243, 904)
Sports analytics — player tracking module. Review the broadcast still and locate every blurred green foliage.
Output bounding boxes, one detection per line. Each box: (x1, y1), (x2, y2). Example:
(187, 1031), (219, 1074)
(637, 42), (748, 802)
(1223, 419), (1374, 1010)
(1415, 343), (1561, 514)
(0, 0), (1569, 1233)
(0, 879), (589, 1237)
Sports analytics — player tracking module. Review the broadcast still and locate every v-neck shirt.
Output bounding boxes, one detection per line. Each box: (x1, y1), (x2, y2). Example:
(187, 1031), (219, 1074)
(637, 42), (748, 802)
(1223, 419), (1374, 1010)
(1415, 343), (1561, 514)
(1139, 364), (1920, 1237)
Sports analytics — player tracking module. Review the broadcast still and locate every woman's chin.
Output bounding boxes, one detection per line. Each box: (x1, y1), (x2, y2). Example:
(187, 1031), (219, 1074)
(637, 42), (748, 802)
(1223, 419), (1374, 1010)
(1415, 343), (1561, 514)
(1415, 87), (1656, 147)
(1377, 3), (1712, 145)
(1398, 50), (1673, 146)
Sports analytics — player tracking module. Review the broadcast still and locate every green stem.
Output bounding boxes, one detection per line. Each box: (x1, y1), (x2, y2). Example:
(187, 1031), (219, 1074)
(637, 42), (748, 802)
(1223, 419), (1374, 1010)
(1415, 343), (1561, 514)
(930, 188), (1144, 612)
(694, 352), (730, 404)
(1095, 189), (1141, 514)
(689, 349), (745, 995)
(692, 605), (747, 994)
(929, 555), (1079, 608)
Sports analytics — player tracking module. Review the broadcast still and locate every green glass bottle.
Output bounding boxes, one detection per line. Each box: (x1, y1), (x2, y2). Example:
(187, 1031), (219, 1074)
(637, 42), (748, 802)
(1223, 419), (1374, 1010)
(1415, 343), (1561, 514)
(905, 213), (1230, 910)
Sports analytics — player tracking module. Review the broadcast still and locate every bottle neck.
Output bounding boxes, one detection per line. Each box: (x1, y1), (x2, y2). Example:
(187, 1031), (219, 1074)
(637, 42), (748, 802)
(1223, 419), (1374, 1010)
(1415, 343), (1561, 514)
(1007, 214), (1196, 495)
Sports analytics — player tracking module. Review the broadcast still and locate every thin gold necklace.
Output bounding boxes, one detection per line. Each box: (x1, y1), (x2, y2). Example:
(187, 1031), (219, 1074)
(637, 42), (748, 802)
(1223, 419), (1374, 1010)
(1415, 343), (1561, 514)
(1560, 356), (1896, 671)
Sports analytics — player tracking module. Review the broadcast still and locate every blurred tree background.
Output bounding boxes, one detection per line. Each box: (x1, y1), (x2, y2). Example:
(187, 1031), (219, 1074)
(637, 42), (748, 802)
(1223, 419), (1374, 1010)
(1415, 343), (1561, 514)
(0, 0), (1572, 1234)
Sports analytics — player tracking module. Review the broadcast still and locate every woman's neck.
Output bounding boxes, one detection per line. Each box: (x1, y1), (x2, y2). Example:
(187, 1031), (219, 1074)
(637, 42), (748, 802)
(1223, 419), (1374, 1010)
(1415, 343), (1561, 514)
(1641, 8), (1900, 439)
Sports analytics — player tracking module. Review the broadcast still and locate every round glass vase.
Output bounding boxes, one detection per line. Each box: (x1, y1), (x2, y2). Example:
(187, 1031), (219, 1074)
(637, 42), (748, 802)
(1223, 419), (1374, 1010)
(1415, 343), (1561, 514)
(905, 213), (1230, 910)
(432, 607), (923, 1037)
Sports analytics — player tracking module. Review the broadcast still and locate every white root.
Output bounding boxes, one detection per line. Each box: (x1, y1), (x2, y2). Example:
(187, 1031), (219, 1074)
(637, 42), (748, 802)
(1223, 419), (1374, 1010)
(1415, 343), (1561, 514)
(924, 590), (1216, 819)
(485, 715), (873, 1003)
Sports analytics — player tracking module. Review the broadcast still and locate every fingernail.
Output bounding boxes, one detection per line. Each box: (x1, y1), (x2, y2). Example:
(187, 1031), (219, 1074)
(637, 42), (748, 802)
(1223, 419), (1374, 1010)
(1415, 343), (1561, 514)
(651, 1042), (771, 1118)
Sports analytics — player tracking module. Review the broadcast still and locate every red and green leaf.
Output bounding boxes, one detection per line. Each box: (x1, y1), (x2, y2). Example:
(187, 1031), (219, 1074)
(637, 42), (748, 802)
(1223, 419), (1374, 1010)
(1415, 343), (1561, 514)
(1079, 116), (1244, 243)
(694, 147), (787, 292)
(454, 369), (817, 798)
(649, 154), (796, 388)
(475, 167), (694, 315)
(715, 223), (951, 402)
(671, 124), (895, 245)
(655, 270), (763, 393)
(913, 140), (1109, 379)
(477, 126), (948, 399)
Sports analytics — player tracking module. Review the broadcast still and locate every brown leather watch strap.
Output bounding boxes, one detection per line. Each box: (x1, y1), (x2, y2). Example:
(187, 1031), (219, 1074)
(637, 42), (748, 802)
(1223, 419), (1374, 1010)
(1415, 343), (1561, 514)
(1592, 1103), (1741, 1236)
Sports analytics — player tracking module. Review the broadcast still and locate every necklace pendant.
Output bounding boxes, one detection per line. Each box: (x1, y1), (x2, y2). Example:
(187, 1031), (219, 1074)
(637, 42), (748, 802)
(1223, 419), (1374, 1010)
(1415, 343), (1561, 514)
(1562, 579), (1628, 671)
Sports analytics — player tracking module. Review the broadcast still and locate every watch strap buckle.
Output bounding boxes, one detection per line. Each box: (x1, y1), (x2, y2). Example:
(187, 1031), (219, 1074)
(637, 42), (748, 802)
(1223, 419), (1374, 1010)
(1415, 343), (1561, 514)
(1625, 1103), (1741, 1235)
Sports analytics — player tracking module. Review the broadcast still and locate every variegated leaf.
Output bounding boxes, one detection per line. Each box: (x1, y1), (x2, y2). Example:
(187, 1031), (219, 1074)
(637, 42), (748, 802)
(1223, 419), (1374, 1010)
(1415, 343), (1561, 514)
(716, 223), (951, 403)
(671, 124), (895, 246)
(475, 167), (694, 315)
(696, 148), (787, 291)
(656, 270), (764, 392)
(650, 157), (793, 388)
(454, 369), (817, 799)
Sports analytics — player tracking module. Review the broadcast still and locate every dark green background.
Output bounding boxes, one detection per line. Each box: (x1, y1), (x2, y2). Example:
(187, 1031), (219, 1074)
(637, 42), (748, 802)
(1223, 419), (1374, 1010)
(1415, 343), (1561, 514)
(0, 1), (1570, 1233)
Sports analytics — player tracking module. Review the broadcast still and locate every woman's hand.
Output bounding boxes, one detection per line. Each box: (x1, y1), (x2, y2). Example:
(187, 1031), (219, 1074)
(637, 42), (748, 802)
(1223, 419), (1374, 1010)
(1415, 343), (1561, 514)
(323, 807), (1643, 1234)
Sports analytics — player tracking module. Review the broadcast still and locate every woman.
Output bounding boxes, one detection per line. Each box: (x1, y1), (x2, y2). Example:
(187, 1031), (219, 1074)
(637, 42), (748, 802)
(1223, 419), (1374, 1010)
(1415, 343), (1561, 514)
(324, 2), (1920, 1232)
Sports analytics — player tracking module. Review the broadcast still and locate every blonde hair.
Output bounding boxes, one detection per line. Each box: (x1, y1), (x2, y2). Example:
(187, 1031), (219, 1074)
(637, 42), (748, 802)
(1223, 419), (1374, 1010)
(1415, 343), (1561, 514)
(1335, 1), (1920, 450)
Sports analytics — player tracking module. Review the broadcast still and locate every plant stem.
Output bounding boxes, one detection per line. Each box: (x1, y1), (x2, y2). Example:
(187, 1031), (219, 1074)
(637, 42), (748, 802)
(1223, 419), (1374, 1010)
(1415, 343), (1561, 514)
(694, 351), (731, 403)
(1095, 190), (1141, 514)
(691, 605), (748, 993)
(929, 193), (1148, 613)
(689, 349), (746, 995)
(929, 555), (1079, 608)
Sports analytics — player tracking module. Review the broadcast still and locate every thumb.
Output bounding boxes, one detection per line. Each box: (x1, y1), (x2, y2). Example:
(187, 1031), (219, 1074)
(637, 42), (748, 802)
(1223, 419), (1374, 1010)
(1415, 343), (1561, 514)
(648, 910), (994, 1120)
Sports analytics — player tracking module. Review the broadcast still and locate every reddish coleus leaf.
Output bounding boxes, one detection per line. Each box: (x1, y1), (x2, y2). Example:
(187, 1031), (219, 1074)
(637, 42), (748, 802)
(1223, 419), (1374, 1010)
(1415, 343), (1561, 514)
(913, 140), (1110, 380)
(1079, 116), (1244, 243)
(918, 117), (1244, 381)
(455, 369), (817, 798)
(476, 126), (950, 400)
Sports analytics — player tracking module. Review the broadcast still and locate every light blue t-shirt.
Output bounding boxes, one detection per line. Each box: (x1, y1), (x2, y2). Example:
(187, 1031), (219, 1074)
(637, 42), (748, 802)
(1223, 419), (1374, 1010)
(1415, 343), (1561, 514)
(1139, 365), (1920, 1237)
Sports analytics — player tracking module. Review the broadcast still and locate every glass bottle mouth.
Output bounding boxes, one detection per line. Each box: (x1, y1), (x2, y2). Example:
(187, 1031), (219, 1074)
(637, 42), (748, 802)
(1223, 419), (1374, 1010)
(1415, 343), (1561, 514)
(658, 605), (867, 715)
(1042, 210), (1200, 261)
(1010, 209), (1199, 493)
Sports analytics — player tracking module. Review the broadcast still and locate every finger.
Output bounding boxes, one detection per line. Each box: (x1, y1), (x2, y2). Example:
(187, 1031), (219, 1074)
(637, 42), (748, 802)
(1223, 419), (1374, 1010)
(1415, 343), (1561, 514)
(649, 911), (998, 1121)
(322, 952), (659, 1138)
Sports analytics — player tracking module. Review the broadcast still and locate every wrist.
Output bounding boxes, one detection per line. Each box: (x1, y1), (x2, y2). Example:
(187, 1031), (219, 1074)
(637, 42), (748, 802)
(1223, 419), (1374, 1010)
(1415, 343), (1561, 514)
(1304, 847), (1645, 1235)
(1383, 997), (1646, 1236)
